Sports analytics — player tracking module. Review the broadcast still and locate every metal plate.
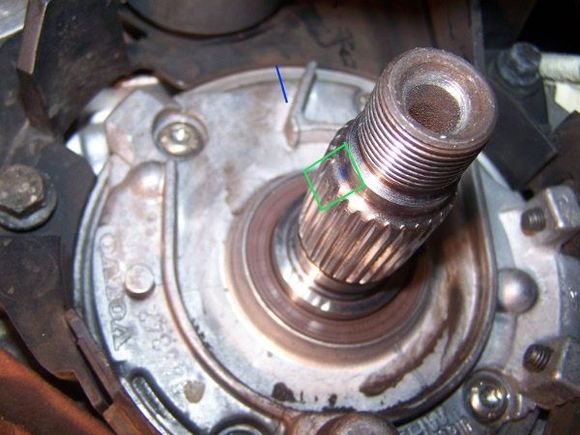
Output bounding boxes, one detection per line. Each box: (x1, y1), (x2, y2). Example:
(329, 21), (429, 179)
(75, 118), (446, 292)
(75, 67), (495, 432)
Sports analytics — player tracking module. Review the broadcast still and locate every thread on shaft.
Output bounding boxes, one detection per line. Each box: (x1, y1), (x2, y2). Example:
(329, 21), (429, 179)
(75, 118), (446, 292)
(357, 48), (496, 195)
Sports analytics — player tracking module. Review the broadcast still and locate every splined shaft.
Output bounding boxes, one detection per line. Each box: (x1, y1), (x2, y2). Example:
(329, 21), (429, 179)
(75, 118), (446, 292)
(298, 48), (496, 286)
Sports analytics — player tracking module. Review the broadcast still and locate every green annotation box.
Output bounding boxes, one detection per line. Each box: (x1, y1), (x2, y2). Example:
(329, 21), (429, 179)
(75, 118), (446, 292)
(302, 142), (366, 212)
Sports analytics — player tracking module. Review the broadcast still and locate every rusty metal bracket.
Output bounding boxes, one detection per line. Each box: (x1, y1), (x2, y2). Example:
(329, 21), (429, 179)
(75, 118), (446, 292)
(0, 347), (112, 435)
(17, 0), (130, 134)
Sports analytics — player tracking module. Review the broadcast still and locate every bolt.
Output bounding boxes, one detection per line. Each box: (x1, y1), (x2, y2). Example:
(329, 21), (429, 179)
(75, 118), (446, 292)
(523, 344), (553, 372)
(0, 165), (46, 217)
(497, 42), (541, 88)
(124, 264), (155, 298)
(156, 121), (203, 157)
(497, 268), (538, 314)
(0, 164), (57, 230)
(521, 207), (546, 234)
(465, 373), (509, 423)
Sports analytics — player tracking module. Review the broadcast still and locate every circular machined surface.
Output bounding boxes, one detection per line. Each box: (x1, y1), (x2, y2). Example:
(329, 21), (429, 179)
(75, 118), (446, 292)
(226, 166), (494, 412)
(405, 84), (461, 135)
(228, 174), (428, 348)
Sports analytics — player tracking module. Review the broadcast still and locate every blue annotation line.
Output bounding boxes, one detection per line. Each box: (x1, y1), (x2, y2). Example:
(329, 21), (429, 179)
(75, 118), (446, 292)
(275, 65), (288, 103)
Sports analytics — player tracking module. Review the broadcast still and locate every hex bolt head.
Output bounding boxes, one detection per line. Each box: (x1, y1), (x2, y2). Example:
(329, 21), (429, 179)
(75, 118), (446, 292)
(0, 165), (46, 217)
(465, 373), (509, 423)
(521, 207), (546, 234)
(523, 344), (553, 372)
(124, 264), (155, 298)
(497, 42), (541, 88)
(153, 110), (207, 158)
(158, 122), (201, 156)
(0, 164), (57, 231)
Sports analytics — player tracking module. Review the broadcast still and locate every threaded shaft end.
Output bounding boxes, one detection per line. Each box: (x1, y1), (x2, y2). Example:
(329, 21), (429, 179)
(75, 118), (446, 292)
(523, 344), (553, 372)
(521, 207), (546, 234)
(356, 48), (496, 195)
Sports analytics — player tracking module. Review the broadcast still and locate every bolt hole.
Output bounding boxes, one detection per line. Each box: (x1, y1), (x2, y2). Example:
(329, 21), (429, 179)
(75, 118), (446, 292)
(405, 84), (461, 135)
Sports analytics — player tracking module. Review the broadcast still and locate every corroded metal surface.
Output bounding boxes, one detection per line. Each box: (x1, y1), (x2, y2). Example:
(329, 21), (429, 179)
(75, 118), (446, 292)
(0, 348), (111, 435)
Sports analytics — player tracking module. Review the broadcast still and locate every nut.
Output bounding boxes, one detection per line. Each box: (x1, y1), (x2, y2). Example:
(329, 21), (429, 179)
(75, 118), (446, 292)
(497, 42), (541, 88)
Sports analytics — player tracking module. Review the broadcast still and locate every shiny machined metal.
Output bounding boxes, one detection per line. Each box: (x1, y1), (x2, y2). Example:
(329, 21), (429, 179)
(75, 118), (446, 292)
(464, 372), (509, 423)
(297, 48), (497, 287)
